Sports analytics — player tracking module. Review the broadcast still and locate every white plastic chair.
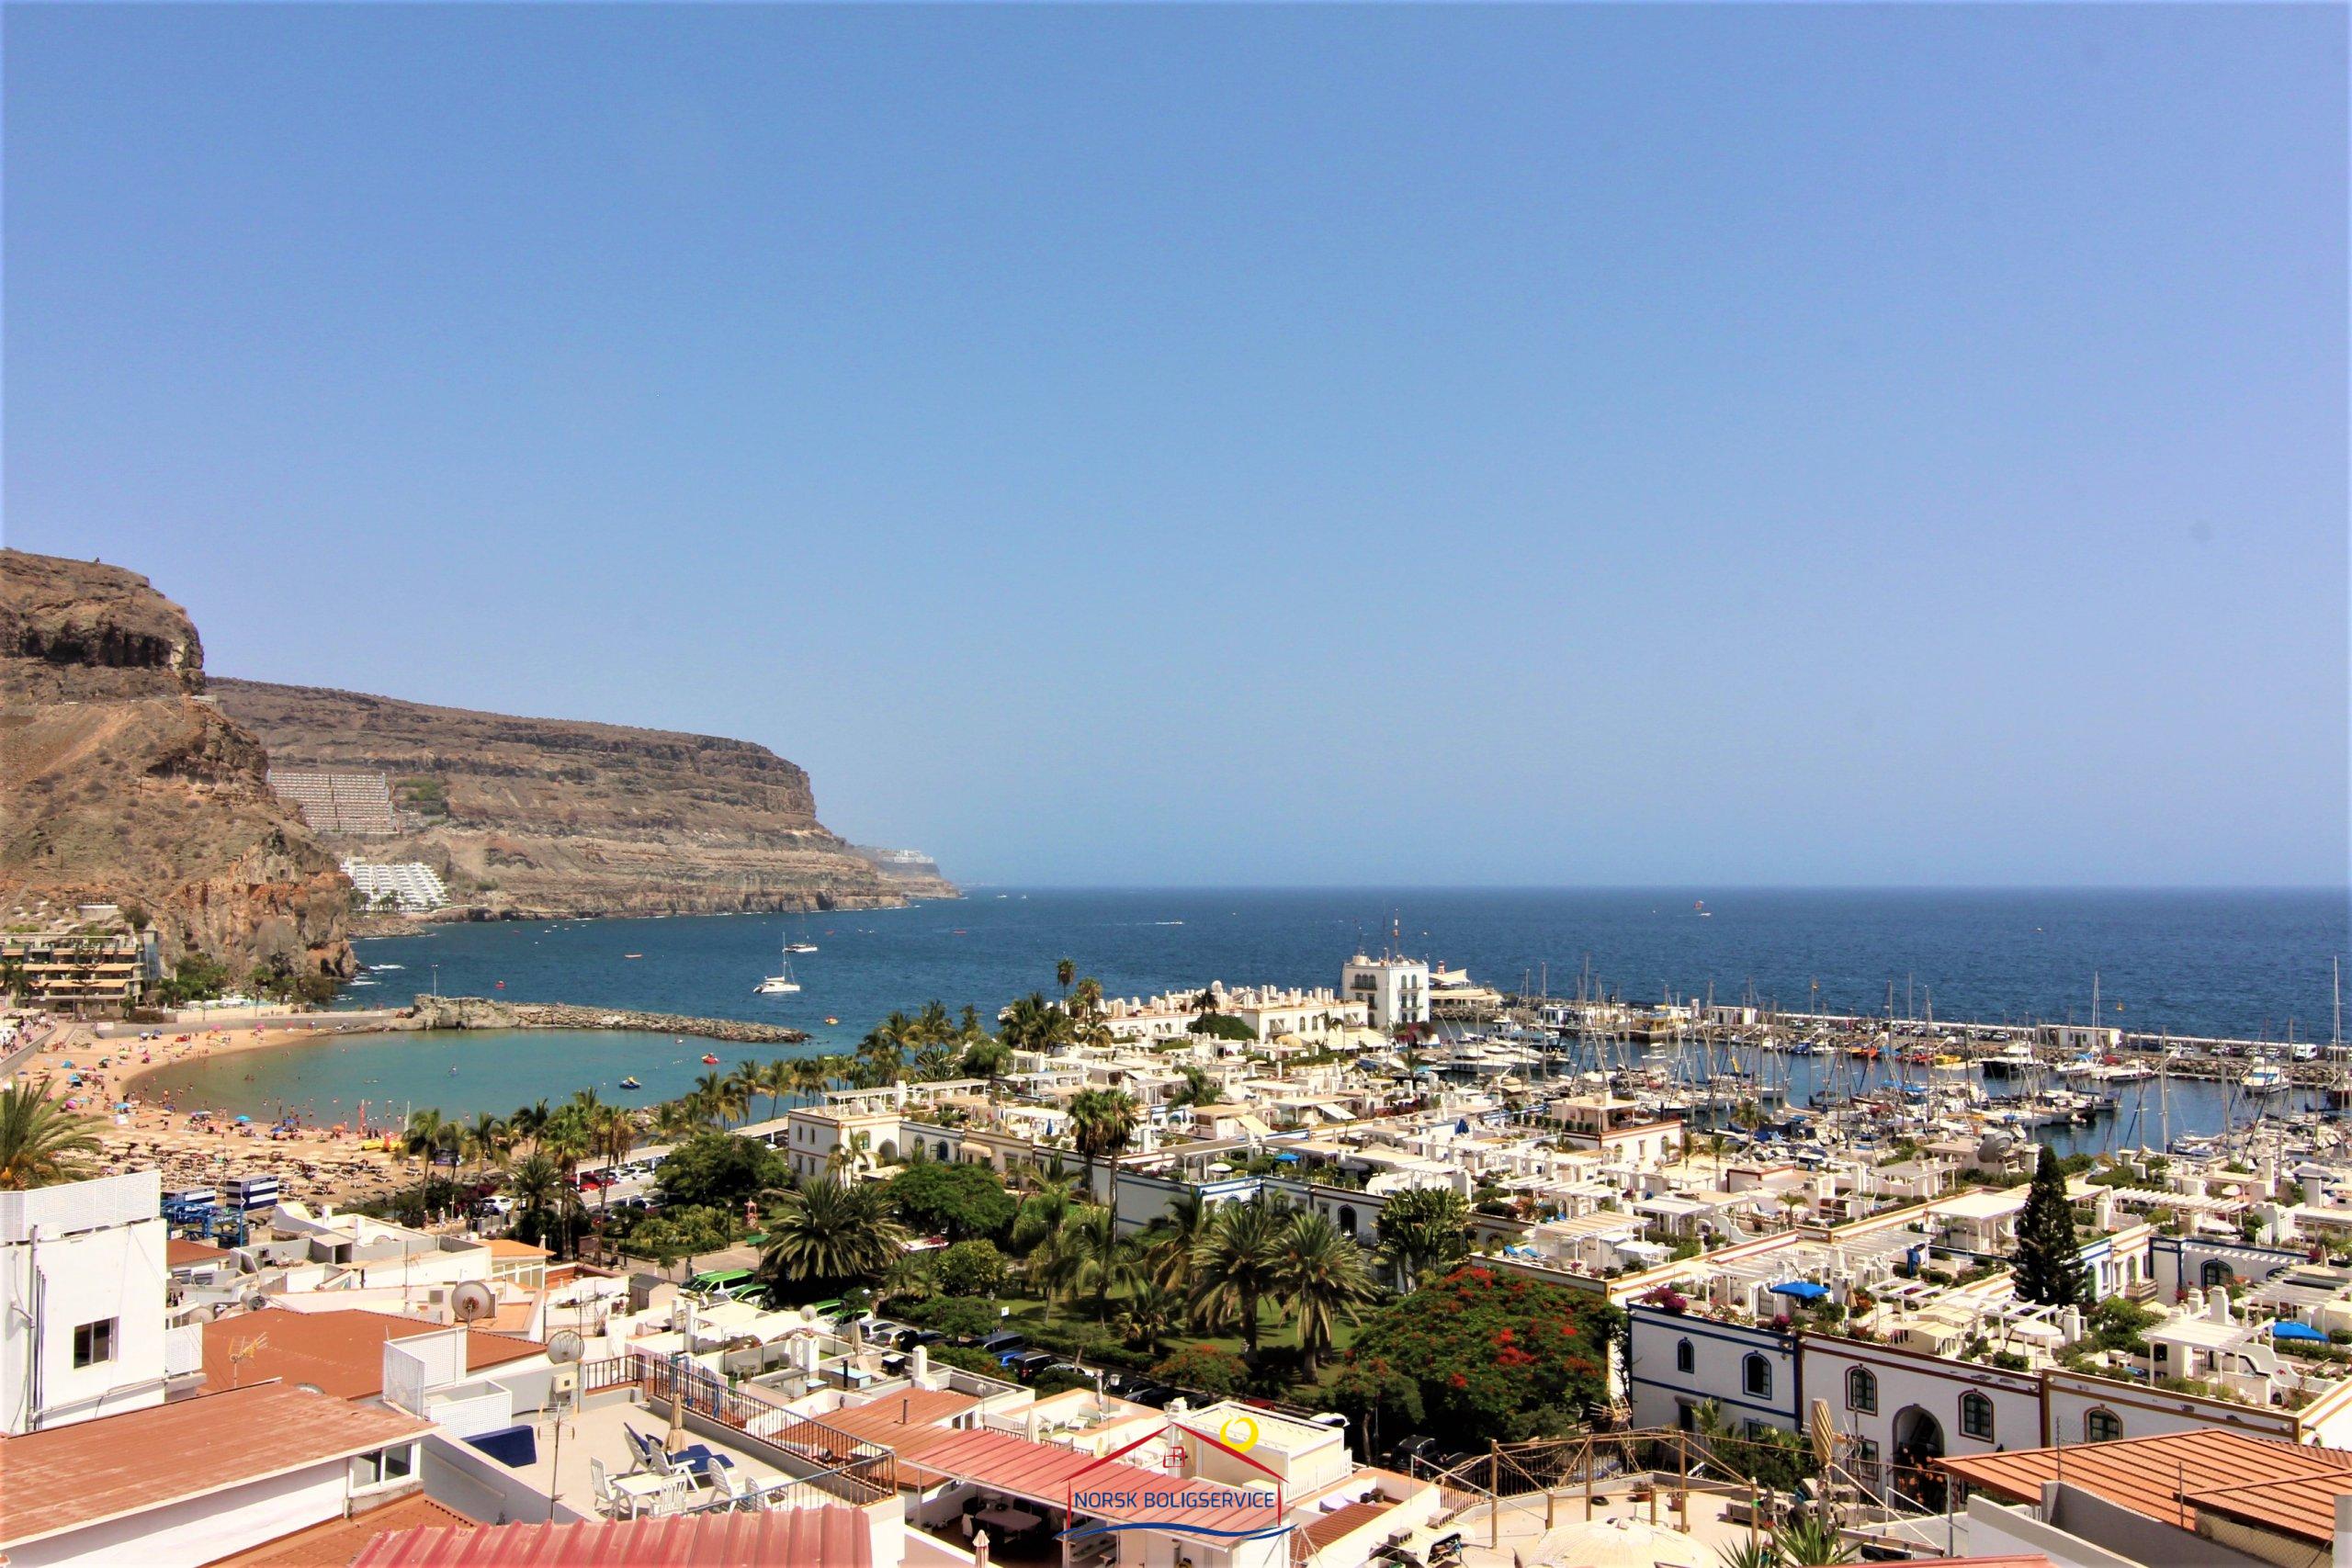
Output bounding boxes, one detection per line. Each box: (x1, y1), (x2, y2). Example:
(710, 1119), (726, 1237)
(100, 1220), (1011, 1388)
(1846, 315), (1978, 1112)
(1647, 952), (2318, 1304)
(590, 1458), (629, 1520)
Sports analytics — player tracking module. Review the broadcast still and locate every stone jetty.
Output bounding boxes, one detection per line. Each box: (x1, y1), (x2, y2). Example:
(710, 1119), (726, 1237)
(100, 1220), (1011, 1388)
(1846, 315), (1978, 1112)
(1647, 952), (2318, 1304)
(392, 995), (808, 1044)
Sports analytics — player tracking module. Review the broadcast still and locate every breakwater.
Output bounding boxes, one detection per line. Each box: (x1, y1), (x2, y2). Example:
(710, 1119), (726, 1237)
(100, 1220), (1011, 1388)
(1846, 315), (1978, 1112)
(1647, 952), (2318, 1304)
(394, 995), (808, 1044)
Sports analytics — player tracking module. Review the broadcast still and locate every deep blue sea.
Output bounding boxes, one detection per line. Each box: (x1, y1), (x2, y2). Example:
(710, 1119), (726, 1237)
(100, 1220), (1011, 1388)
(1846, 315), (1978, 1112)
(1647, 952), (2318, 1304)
(136, 887), (2346, 1125)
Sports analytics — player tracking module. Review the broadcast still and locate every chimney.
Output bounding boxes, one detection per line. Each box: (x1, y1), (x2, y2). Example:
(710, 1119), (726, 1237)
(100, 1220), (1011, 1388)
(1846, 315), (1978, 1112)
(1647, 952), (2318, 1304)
(2213, 1288), (2235, 1325)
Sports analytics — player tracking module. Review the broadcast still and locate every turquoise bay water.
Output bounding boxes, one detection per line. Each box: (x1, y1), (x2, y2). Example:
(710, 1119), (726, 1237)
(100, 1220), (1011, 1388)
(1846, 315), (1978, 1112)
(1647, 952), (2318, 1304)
(136, 886), (2346, 1125)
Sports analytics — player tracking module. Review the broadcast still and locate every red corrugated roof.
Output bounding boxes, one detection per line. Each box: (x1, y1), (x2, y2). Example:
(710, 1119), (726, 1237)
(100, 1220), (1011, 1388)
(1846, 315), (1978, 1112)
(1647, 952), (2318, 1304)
(350, 1507), (871, 1568)
(201, 1308), (547, 1401)
(892, 1426), (1279, 1535)
(1941, 1430), (2350, 1532)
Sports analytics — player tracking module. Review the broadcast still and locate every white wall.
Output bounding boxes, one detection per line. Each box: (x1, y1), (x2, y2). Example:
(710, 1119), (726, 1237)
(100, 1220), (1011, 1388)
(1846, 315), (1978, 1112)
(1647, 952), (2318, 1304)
(8, 1461), (349, 1568)
(0, 1176), (169, 1435)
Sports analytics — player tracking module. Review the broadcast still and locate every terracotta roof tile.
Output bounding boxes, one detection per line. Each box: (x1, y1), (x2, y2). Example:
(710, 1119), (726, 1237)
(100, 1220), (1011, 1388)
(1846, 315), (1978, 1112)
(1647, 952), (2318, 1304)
(0, 1382), (431, 1549)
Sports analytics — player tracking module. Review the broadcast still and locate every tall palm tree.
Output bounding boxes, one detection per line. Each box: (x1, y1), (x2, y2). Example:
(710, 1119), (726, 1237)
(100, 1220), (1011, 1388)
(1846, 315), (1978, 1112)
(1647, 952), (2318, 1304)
(1374, 1186), (1471, 1291)
(1056, 958), (1076, 998)
(0, 1085), (99, 1190)
(1139, 1191), (1210, 1294)
(1068, 1089), (1139, 1197)
(728, 1060), (767, 1119)
(1190, 1199), (1288, 1356)
(962, 1034), (1012, 1082)
(758, 1178), (907, 1294)
(591, 1106), (635, 1209)
(789, 1055), (834, 1108)
(1061, 1204), (1142, 1323)
(912, 1000), (955, 1047)
(1009, 1170), (1080, 1255)
(464, 1112), (511, 1186)
(505, 1150), (570, 1248)
(1272, 1210), (1378, 1375)
(510, 1100), (551, 1153)
(755, 1058), (795, 1121)
(403, 1109), (450, 1184)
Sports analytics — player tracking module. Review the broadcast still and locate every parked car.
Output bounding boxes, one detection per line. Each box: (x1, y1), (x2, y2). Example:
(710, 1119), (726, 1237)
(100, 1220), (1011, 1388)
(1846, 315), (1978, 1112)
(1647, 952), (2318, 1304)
(896, 1327), (945, 1350)
(978, 1331), (1026, 1357)
(1123, 1383), (1177, 1409)
(1009, 1350), (1056, 1380)
(475, 1195), (514, 1216)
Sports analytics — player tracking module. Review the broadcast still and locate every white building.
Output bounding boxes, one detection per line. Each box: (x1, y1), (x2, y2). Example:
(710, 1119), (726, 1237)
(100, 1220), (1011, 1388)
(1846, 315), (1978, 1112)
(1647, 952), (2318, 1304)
(1, 1169), (171, 1434)
(1342, 953), (1429, 1032)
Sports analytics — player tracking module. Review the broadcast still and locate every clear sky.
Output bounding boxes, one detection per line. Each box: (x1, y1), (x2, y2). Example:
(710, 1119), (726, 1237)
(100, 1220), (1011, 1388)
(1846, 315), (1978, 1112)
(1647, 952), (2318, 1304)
(6, 5), (2345, 888)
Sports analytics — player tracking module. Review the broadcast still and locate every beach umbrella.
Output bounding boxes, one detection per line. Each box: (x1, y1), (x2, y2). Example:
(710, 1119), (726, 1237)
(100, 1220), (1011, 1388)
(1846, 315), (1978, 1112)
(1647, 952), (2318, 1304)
(2272, 1320), (2328, 1343)
(1770, 1280), (1829, 1301)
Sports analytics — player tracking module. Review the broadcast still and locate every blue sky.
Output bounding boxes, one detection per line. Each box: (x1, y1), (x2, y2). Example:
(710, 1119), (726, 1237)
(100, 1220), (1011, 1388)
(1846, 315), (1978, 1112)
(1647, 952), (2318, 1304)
(6, 6), (2345, 887)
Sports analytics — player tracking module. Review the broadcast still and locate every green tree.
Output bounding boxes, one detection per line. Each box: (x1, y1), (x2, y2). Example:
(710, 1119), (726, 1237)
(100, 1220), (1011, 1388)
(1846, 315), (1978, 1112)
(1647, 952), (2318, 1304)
(2013, 1145), (2089, 1306)
(1148, 1345), (1251, 1398)
(0, 1085), (100, 1190)
(934, 1239), (1010, 1297)
(1069, 1089), (1140, 1195)
(1115, 1281), (1185, 1356)
(1062, 1205), (1142, 1323)
(1771, 1516), (1856, 1566)
(1374, 1186), (1472, 1290)
(1336, 1264), (1621, 1445)
(657, 1131), (787, 1214)
(888, 1162), (1017, 1242)
(1272, 1210), (1380, 1375)
(1190, 1199), (1288, 1355)
(758, 1177), (907, 1297)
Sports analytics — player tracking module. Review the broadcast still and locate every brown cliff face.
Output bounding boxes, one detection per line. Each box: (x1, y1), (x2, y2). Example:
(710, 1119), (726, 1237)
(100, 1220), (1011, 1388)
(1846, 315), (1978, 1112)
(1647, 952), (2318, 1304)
(0, 550), (355, 978)
(209, 680), (944, 918)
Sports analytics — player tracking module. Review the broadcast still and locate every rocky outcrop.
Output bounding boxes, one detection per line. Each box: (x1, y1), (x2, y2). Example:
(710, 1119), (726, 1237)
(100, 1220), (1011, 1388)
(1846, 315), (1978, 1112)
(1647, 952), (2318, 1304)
(212, 679), (954, 918)
(395, 995), (807, 1043)
(0, 551), (355, 978)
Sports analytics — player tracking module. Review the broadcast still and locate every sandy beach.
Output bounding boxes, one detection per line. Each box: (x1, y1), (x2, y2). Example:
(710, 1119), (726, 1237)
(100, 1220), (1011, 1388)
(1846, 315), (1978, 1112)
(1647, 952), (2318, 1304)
(17, 1014), (413, 1207)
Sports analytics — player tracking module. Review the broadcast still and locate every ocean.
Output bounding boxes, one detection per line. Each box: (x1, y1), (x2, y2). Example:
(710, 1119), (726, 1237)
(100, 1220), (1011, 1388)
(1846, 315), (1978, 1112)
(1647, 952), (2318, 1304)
(134, 886), (2347, 1129)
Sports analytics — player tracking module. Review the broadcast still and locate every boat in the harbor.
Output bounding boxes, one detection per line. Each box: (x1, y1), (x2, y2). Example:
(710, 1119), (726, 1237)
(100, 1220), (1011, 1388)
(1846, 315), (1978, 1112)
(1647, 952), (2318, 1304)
(618, 1076), (641, 1089)
(700, 1053), (720, 1066)
(754, 942), (801, 995)
(2242, 1063), (2290, 1096)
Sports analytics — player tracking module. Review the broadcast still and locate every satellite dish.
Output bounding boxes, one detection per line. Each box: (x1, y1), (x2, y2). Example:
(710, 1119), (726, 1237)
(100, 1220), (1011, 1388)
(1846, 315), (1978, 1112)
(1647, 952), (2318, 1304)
(452, 1280), (496, 1324)
(186, 1303), (220, 1324)
(547, 1328), (584, 1364)
(242, 1292), (270, 1314)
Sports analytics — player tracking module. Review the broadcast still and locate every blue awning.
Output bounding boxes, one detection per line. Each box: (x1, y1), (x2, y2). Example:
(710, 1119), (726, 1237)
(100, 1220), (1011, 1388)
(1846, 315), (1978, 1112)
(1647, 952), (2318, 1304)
(2272, 1320), (2328, 1342)
(1272, 1151), (1300, 1162)
(1770, 1280), (1829, 1301)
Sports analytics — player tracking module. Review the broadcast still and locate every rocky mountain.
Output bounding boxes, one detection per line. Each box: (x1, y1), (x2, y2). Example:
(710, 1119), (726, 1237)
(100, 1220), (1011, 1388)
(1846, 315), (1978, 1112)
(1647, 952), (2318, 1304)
(0, 550), (356, 979)
(210, 679), (952, 918)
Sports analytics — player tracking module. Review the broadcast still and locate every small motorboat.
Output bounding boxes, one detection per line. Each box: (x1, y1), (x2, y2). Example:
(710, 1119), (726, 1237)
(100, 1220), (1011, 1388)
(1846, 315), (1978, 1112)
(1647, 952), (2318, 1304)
(618, 1076), (642, 1090)
(700, 1053), (720, 1066)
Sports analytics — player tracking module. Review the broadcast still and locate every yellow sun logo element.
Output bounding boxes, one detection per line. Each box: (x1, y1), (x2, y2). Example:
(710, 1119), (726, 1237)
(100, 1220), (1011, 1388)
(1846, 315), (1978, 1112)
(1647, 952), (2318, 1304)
(1218, 1415), (1260, 1452)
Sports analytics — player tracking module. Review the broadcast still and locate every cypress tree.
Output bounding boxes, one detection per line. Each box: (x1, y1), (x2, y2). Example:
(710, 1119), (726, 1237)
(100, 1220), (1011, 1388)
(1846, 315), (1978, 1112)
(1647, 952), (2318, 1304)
(2012, 1144), (2088, 1305)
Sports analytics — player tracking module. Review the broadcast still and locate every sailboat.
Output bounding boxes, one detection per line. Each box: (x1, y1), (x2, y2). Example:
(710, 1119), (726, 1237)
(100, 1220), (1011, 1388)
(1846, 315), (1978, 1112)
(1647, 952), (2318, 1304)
(754, 941), (801, 995)
(785, 916), (819, 955)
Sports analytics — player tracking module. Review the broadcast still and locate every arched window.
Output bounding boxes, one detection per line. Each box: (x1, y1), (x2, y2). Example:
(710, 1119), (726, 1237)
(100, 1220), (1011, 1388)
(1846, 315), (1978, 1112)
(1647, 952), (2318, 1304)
(1847, 1367), (1878, 1414)
(1960, 1393), (1995, 1441)
(1676, 1339), (1694, 1374)
(2201, 1259), (2236, 1290)
(1338, 1205), (1359, 1237)
(936, 1140), (952, 1161)
(1744, 1353), (1771, 1400)
(2084, 1408), (2122, 1443)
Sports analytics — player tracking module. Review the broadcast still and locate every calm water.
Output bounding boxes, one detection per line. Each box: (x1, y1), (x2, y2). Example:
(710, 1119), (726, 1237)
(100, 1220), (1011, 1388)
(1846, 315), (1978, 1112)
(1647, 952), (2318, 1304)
(137, 886), (2346, 1124)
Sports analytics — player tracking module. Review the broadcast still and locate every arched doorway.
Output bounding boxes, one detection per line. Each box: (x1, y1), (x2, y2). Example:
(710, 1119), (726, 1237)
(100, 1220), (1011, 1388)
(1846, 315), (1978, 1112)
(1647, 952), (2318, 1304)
(1891, 1406), (1947, 1510)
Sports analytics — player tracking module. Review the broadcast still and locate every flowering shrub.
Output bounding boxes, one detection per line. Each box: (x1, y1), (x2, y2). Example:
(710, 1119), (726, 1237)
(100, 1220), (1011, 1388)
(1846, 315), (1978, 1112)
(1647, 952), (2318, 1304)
(1329, 1266), (1623, 1444)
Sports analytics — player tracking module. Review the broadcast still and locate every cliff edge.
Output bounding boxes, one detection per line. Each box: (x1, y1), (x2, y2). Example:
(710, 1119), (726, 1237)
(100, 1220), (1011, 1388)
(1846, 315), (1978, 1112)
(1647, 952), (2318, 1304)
(0, 550), (356, 979)
(210, 679), (952, 918)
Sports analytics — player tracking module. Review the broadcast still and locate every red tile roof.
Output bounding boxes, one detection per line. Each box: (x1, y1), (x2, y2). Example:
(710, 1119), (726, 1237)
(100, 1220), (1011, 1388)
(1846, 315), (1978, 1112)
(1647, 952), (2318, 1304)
(202, 1309), (547, 1401)
(1940, 1429), (2351, 1532)
(1292, 1499), (1395, 1562)
(350, 1507), (872, 1567)
(0, 1382), (432, 1549)
(889, 1426), (1280, 1535)
(168, 1237), (229, 1267)
(2181, 1469), (2352, 1545)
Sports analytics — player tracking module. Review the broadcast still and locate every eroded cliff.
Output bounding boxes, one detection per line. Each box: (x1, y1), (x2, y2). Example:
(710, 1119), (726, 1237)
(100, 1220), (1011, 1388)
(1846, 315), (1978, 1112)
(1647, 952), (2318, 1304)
(0, 550), (355, 978)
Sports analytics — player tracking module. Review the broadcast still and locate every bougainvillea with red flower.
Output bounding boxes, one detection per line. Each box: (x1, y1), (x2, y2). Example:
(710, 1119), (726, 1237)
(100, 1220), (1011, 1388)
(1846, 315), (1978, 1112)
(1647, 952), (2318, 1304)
(1328, 1265), (1623, 1444)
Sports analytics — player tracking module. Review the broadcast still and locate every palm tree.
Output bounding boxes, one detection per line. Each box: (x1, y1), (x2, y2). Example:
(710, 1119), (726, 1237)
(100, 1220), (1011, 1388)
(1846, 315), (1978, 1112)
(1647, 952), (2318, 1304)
(0, 1085), (100, 1190)
(1272, 1210), (1378, 1375)
(755, 1058), (795, 1121)
(1115, 1281), (1183, 1356)
(591, 1106), (635, 1209)
(1069, 1089), (1139, 1196)
(912, 1043), (961, 1081)
(1009, 1170), (1080, 1255)
(1138, 1190), (1210, 1293)
(1374, 1186), (1471, 1291)
(506, 1150), (565, 1247)
(1190, 1199), (1287, 1356)
(787, 1054), (833, 1108)
(1061, 1204), (1142, 1323)
(510, 1100), (551, 1152)
(403, 1109), (450, 1184)
(463, 1112), (511, 1186)
(913, 1000), (955, 1047)
(962, 1034), (1012, 1082)
(1001, 993), (1072, 1055)
(758, 1178), (907, 1294)
(1770, 1517), (1856, 1567)
(1056, 958), (1075, 998)
(854, 1016), (912, 1088)
(878, 1248), (940, 1311)
(826, 1130), (875, 1180)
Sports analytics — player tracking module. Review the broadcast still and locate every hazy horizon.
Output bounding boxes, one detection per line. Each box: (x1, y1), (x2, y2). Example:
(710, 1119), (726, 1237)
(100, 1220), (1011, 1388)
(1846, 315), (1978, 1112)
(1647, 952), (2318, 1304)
(8, 6), (2345, 889)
